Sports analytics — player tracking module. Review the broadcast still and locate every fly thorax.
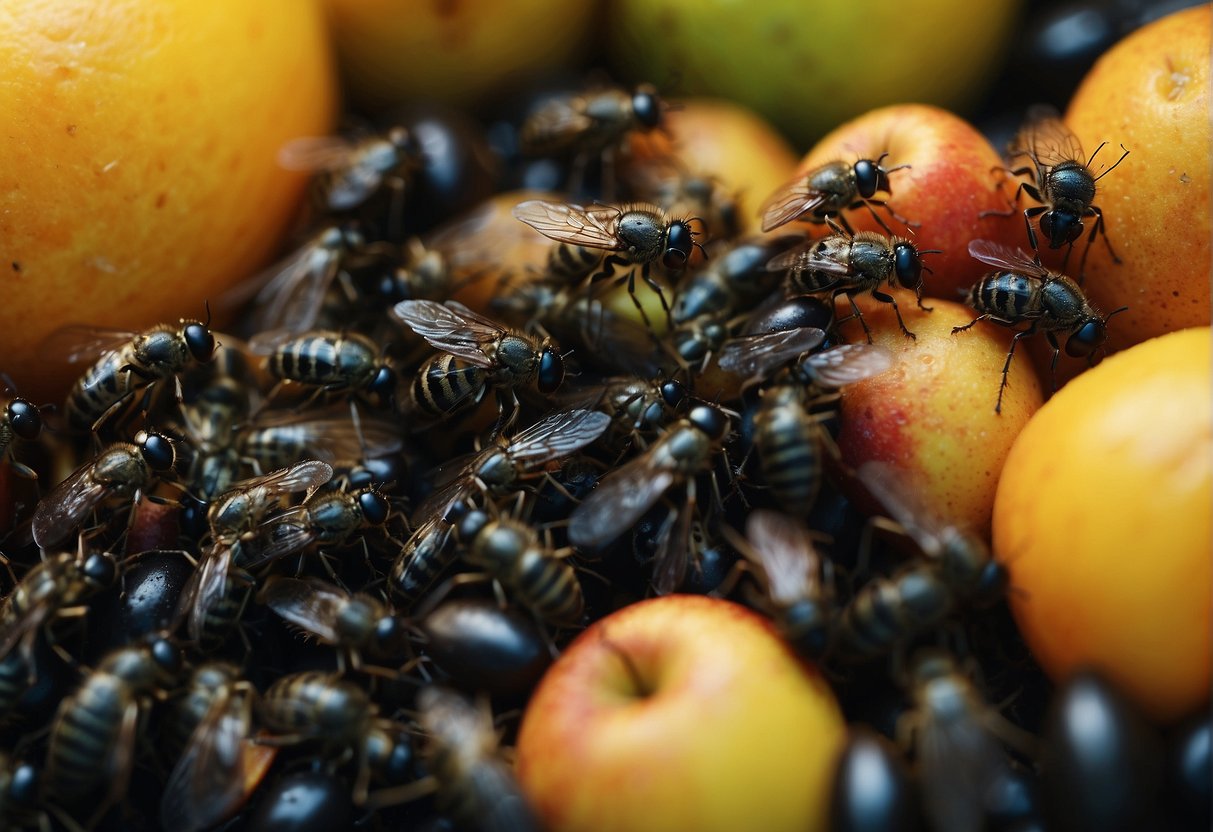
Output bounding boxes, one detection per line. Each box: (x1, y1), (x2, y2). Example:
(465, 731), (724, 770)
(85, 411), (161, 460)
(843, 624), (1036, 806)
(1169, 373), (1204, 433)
(492, 336), (539, 386)
(469, 523), (527, 570)
(336, 597), (377, 643)
(137, 329), (188, 371)
(476, 450), (518, 491)
(662, 427), (704, 465)
(922, 676), (970, 724)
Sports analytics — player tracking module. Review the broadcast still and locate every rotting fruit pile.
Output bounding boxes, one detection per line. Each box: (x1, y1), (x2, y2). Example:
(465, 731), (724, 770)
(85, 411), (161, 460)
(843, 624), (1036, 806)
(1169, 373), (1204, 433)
(0, 2), (1209, 831)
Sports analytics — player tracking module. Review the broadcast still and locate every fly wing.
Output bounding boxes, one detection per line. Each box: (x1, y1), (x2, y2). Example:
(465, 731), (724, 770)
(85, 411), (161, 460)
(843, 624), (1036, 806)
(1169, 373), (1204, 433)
(40, 325), (135, 365)
(744, 509), (818, 606)
(717, 328), (827, 383)
(247, 235), (343, 335)
(505, 409), (611, 470)
(254, 460), (335, 496)
(179, 542), (235, 644)
(257, 576), (345, 643)
(241, 519), (316, 570)
(32, 465), (105, 549)
(511, 200), (622, 250)
(159, 685), (258, 832)
(917, 696), (1015, 832)
(967, 239), (1051, 279)
(651, 506), (693, 596)
(760, 178), (831, 232)
(855, 460), (948, 556)
(391, 300), (500, 367)
(568, 456), (676, 551)
(277, 135), (359, 172)
(1011, 106), (1086, 170)
(521, 96), (593, 152)
(798, 343), (895, 389)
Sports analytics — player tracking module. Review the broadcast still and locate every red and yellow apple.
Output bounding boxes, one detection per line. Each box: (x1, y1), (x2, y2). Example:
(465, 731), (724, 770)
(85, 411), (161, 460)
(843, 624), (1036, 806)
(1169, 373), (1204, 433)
(836, 295), (1042, 537)
(993, 327), (1211, 722)
(1064, 4), (1211, 352)
(793, 104), (1023, 301)
(516, 595), (845, 832)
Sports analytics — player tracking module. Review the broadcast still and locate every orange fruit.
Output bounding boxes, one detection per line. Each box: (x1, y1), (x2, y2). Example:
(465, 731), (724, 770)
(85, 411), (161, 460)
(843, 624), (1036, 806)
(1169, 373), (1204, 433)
(0, 0), (338, 401)
(993, 327), (1211, 721)
(1065, 4), (1211, 352)
(321, 0), (596, 110)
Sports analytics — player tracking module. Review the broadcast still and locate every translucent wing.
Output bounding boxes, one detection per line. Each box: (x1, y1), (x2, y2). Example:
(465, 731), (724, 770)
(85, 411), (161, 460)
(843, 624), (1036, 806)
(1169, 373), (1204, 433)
(247, 460), (335, 495)
(760, 178), (831, 232)
(277, 135), (359, 172)
(797, 343), (895, 389)
(159, 684), (259, 832)
(717, 328), (826, 382)
(392, 300), (503, 368)
(917, 692), (1015, 832)
(744, 509), (818, 606)
(410, 475), (477, 532)
(521, 97), (594, 150)
(1010, 106), (1086, 170)
(511, 200), (622, 250)
(568, 454), (677, 551)
(651, 506), (693, 596)
(767, 236), (855, 277)
(967, 239), (1051, 279)
(40, 325), (135, 365)
(32, 464), (107, 548)
(244, 410), (404, 465)
(258, 576), (346, 643)
(248, 233), (344, 334)
(242, 520), (316, 569)
(855, 460), (948, 557)
(246, 327), (299, 356)
(180, 543), (234, 645)
(505, 409), (611, 470)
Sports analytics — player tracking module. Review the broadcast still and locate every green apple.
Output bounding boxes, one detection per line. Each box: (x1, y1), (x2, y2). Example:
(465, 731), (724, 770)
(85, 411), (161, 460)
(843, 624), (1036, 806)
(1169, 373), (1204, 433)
(608, 0), (1022, 145)
(515, 595), (846, 832)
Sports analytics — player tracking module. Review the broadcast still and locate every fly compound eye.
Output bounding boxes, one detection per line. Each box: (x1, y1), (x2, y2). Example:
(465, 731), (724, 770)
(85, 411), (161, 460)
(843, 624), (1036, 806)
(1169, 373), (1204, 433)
(358, 491), (390, 525)
(660, 379), (687, 409)
(139, 432), (176, 471)
(368, 366), (397, 403)
(662, 222), (695, 272)
(893, 243), (923, 289)
(1066, 320), (1105, 358)
(854, 158), (881, 198)
(7, 398), (42, 440)
(537, 348), (565, 394)
(632, 87), (662, 129)
(184, 322), (216, 362)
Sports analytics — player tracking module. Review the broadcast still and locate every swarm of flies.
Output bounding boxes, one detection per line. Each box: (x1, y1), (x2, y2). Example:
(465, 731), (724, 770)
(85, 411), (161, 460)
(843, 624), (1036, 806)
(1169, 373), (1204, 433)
(0, 73), (1190, 832)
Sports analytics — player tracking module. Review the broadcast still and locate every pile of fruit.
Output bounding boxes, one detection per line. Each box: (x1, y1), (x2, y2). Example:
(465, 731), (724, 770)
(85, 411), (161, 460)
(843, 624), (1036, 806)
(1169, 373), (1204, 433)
(0, 1), (1208, 830)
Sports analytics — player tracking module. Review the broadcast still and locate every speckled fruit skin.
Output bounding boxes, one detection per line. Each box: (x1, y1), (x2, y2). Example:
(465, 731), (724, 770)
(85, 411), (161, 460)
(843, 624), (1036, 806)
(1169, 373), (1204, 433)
(1063, 4), (1211, 352)
(0, 0), (337, 402)
(836, 296), (1042, 538)
(993, 327), (1212, 723)
(516, 595), (846, 832)
(609, 0), (1021, 145)
(793, 104), (1023, 301)
(322, 0), (596, 110)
